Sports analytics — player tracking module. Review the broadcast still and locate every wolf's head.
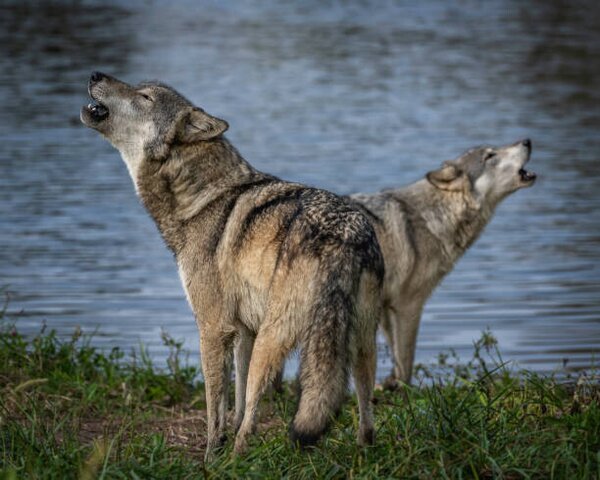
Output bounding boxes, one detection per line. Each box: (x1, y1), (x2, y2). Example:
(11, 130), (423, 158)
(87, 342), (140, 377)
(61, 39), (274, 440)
(81, 72), (228, 180)
(426, 140), (536, 207)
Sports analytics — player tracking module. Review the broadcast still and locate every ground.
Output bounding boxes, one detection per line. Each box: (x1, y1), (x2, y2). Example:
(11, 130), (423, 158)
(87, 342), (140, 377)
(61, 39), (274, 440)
(1, 312), (599, 479)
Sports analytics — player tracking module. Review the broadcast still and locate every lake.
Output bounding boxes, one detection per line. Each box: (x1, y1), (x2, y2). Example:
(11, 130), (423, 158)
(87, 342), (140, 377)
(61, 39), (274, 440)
(1, 0), (599, 379)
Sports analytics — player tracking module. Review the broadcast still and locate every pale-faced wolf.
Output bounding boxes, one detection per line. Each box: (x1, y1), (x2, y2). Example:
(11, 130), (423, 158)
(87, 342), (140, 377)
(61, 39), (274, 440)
(80, 72), (384, 458)
(350, 140), (536, 388)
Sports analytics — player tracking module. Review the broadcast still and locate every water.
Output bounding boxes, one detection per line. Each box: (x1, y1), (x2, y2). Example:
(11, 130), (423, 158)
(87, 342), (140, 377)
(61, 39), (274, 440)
(1, 0), (599, 379)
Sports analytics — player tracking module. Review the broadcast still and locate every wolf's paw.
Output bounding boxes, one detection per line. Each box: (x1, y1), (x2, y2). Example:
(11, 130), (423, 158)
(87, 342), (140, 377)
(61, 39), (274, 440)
(233, 440), (247, 456)
(381, 375), (401, 391)
(204, 433), (227, 462)
(233, 432), (250, 456)
(357, 427), (375, 447)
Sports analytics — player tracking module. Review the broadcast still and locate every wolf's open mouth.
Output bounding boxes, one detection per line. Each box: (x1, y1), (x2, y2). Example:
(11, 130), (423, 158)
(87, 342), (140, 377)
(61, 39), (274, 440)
(86, 99), (109, 121)
(519, 168), (536, 183)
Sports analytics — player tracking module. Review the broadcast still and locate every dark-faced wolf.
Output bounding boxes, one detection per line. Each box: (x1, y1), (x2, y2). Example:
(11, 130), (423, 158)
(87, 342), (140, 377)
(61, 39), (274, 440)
(81, 72), (384, 458)
(350, 140), (536, 388)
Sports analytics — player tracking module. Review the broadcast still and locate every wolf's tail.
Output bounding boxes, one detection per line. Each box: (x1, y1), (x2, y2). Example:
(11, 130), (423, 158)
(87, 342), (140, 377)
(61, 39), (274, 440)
(289, 283), (352, 447)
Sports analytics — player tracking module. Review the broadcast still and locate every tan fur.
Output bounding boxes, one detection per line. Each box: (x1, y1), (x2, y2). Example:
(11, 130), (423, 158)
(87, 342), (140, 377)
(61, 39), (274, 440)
(80, 72), (384, 458)
(351, 140), (536, 387)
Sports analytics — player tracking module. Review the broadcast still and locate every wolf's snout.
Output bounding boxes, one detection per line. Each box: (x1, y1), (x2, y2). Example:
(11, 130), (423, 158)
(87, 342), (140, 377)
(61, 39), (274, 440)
(82, 72), (110, 125)
(90, 71), (106, 84)
(516, 138), (536, 185)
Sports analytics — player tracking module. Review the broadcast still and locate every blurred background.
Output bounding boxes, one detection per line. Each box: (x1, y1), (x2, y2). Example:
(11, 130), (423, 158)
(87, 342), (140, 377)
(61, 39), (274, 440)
(0, 0), (598, 379)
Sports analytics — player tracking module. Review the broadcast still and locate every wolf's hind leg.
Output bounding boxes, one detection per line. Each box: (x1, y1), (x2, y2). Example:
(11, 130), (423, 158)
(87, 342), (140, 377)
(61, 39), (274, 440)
(352, 334), (377, 446)
(380, 309), (397, 376)
(234, 326), (254, 432)
(233, 326), (291, 454)
(352, 272), (379, 445)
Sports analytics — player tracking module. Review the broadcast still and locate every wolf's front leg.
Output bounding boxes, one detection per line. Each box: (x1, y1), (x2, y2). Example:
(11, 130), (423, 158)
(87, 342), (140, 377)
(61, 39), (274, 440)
(199, 326), (233, 461)
(391, 302), (423, 386)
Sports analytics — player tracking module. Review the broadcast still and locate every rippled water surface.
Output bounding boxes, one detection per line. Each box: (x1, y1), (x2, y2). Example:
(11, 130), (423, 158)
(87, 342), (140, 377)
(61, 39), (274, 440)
(1, 1), (599, 378)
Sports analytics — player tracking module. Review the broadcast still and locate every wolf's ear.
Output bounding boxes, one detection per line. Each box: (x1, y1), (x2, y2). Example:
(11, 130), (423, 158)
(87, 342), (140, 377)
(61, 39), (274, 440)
(426, 163), (468, 192)
(178, 108), (229, 143)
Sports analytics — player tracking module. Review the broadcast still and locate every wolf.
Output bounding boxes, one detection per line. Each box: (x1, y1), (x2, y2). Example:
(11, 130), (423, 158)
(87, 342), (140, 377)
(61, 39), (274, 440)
(80, 72), (384, 458)
(349, 139), (537, 388)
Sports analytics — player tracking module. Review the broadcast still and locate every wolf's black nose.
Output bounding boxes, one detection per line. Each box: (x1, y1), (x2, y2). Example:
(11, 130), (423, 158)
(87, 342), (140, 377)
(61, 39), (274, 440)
(522, 138), (531, 149)
(90, 71), (105, 83)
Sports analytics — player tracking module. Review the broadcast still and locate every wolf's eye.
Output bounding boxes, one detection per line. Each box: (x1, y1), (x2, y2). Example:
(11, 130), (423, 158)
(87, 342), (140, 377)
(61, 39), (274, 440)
(139, 93), (153, 102)
(484, 152), (496, 161)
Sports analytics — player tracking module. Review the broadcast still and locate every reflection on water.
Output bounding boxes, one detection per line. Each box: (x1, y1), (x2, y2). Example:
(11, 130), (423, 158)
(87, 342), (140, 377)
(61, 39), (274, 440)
(1, 0), (599, 378)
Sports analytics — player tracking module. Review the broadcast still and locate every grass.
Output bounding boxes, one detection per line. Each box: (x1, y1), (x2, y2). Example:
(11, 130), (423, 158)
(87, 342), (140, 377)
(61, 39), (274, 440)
(0, 302), (598, 479)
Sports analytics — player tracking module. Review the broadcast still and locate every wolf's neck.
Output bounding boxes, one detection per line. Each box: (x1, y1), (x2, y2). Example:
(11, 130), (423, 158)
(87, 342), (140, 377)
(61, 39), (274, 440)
(399, 180), (494, 263)
(135, 137), (263, 252)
